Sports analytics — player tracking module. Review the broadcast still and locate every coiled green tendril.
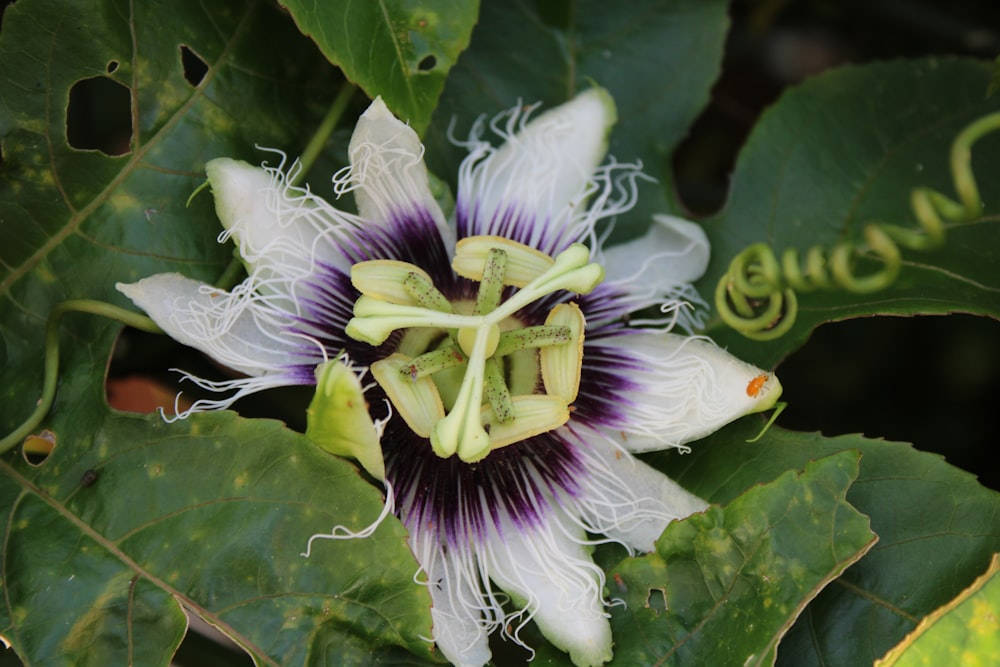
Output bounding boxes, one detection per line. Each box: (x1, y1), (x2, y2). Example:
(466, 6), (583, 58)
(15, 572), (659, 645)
(716, 111), (1000, 341)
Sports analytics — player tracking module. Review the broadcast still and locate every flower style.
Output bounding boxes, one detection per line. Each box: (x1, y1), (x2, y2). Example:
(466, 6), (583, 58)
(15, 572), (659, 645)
(117, 89), (781, 667)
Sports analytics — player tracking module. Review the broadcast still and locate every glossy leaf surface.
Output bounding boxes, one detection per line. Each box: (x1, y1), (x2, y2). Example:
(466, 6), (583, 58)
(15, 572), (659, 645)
(876, 554), (1000, 666)
(425, 0), (729, 231)
(0, 1), (433, 664)
(701, 59), (1000, 367)
(652, 421), (1000, 667)
(610, 452), (875, 666)
(279, 0), (480, 134)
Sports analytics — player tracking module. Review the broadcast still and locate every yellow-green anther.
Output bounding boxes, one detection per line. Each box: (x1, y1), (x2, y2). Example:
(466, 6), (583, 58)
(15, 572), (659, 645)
(403, 271), (454, 313)
(475, 248), (507, 314)
(453, 235), (555, 287)
(371, 353), (445, 438)
(540, 302), (585, 403)
(494, 325), (572, 357)
(483, 358), (514, 424)
(481, 395), (570, 451)
(399, 345), (466, 380)
(306, 359), (385, 481)
(351, 259), (434, 305)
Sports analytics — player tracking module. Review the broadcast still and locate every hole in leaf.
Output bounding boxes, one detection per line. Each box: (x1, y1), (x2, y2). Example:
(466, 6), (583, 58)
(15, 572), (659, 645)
(417, 54), (437, 72)
(106, 375), (189, 416)
(174, 614), (254, 666)
(107, 325), (194, 417)
(645, 587), (668, 614)
(22, 429), (56, 466)
(180, 44), (208, 86)
(106, 59), (119, 74)
(66, 76), (133, 156)
(107, 327), (312, 429)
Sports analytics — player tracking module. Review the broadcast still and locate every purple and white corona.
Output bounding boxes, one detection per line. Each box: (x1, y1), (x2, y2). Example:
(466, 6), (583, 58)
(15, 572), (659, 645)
(118, 89), (781, 667)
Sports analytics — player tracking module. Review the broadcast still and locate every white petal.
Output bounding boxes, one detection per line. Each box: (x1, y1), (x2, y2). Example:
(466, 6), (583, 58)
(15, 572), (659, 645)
(408, 526), (492, 667)
(593, 214), (711, 330)
(458, 88), (622, 254)
(602, 214), (709, 287)
(573, 434), (707, 552)
(482, 513), (613, 667)
(346, 97), (453, 245)
(116, 273), (313, 377)
(206, 157), (356, 289)
(594, 333), (782, 453)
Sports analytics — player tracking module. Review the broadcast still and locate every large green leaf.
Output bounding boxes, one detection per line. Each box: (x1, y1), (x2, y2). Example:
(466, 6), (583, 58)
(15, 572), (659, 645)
(0, 0), (346, 437)
(424, 0), (729, 233)
(278, 0), (480, 135)
(651, 421), (1000, 666)
(609, 451), (875, 666)
(511, 446), (874, 666)
(0, 411), (435, 665)
(0, 0), (435, 663)
(876, 554), (999, 666)
(701, 59), (1000, 367)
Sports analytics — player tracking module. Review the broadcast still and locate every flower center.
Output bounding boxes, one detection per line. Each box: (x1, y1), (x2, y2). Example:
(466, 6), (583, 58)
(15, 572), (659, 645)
(345, 235), (603, 463)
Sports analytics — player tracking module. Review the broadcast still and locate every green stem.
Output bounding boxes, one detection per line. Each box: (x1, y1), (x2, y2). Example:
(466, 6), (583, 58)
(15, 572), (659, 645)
(745, 402), (788, 443)
(214, 255), (246, 291)
(0, 300), (162, 454)
(293, 83), (357, 187)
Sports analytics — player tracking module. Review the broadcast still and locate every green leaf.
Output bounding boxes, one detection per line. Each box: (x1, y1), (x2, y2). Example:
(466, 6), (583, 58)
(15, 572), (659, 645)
(650, 421), (1000, 666)
(425, 0), (729, 233)
(607, 451), (875, 666)
(701, 58), (1000, 367)
(876, 554), (1000, 666)
(0, 0), (348, 437)
(278, 0), (480, 135)
(0, 411), (434, 665)
(0, 1), (435, 664)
